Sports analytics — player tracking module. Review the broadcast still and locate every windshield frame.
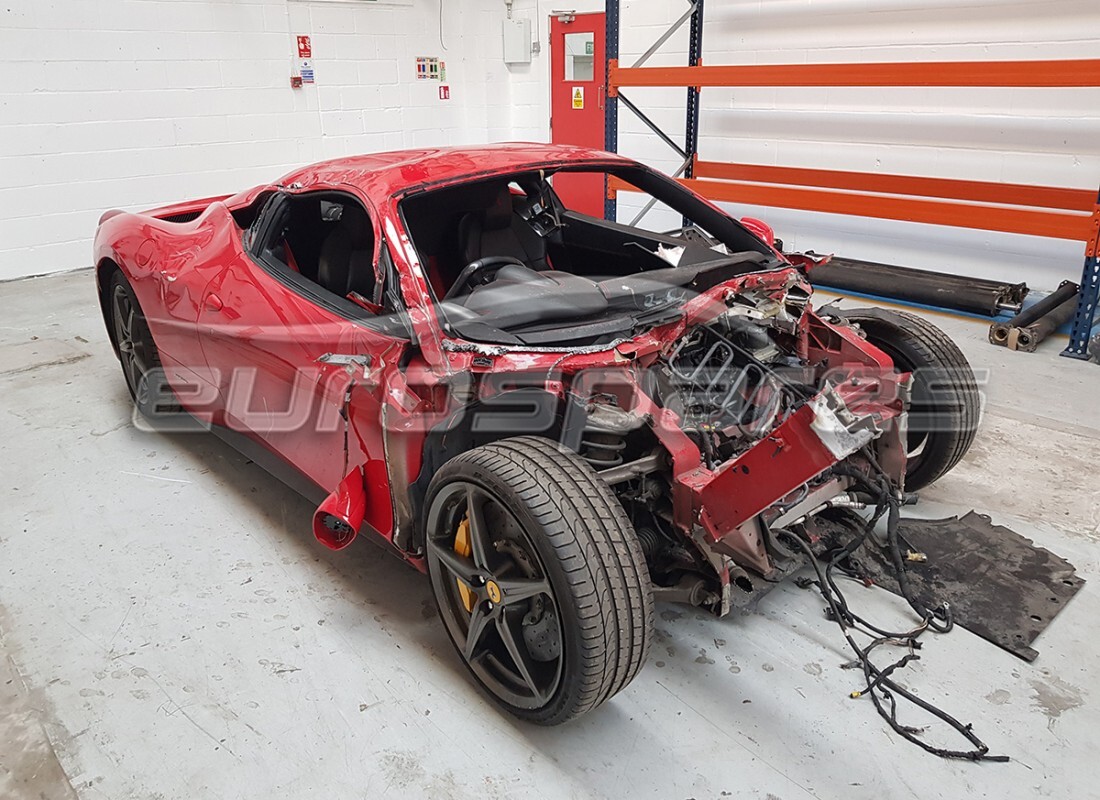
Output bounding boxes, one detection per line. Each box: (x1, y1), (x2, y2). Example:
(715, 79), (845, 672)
(394, 160), (782, 346)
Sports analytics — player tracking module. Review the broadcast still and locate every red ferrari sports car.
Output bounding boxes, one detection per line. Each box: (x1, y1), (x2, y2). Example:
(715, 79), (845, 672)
(94, 144), (979, 725)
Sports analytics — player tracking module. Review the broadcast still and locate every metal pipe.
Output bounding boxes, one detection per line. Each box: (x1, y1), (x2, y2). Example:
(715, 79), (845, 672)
(598, 453), (663, 485)
(1023, 295), (1080, 349)
(810, 256), (1028, 316)
(786, 494), (868, 529)
(993, 292), (1081, 352)
(990, 281), (1080, 350)
(1000, 280), (1079, 329)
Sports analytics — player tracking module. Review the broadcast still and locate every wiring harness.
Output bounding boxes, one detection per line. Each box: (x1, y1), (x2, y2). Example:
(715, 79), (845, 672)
(779, 453), (1010, 763)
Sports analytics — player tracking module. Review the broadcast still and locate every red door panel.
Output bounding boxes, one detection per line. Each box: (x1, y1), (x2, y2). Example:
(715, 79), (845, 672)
(197, 252), (406, 535)
(550, 12), (606, 218)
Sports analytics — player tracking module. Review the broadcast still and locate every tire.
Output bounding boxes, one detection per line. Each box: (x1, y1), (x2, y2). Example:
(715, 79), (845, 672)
(107, 270), (180, 418)
(423, 436), (653, 725)
(843, 308), (980, 491)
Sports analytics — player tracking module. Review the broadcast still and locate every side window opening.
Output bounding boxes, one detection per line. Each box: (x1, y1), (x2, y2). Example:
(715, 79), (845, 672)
(232, 190), (274, 231)
(251, 192), (380, 310)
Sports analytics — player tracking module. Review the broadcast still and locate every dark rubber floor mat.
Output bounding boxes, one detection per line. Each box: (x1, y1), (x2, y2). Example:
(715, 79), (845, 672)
(858, 511), (1085, 661)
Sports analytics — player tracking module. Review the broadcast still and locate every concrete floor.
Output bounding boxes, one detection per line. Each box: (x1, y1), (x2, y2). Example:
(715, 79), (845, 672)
(1, 270), (1098, 800)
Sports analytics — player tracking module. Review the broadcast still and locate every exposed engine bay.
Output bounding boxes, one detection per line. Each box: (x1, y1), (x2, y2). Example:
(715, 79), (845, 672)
(657, 293), (811, 451)
(559, 280), (896, 616)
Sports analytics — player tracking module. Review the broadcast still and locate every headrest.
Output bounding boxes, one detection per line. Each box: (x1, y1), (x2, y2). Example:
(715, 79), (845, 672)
(482, 184), (514, 231)
(336, 203), (372, 248)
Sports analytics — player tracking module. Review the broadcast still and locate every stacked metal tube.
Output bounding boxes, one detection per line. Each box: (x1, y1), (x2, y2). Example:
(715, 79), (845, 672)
(989, 281), (1080, 352)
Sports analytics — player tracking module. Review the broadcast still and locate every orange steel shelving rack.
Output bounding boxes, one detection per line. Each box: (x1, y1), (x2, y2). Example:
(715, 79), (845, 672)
(601, 1), (1100, 360)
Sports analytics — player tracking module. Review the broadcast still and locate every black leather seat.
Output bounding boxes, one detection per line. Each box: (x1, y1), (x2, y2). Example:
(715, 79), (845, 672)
(317, 204), (376, 299)
(457, 184), (548, 270)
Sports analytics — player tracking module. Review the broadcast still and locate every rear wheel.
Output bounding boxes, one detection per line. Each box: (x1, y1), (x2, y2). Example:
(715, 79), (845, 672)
(424, 436), (653, 725)
(844, 308), (980, 490)
(108, 271), (179, 417)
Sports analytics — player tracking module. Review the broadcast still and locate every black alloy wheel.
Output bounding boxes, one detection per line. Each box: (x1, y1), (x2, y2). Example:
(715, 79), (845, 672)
(108, 271), (179, 418)
(424, 437), (653, 725)
(428, 478), (564, 711)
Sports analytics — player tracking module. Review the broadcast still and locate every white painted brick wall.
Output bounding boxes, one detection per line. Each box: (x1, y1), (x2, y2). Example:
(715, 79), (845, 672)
(2, 0), (1099, 291)
(0, 0), (513, 280)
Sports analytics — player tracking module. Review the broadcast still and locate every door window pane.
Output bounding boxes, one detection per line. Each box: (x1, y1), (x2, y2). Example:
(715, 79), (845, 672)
(564, 32), (595, 81)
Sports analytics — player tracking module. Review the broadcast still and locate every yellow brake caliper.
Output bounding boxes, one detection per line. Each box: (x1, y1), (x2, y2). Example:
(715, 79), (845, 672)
(454, 517), (476, 613)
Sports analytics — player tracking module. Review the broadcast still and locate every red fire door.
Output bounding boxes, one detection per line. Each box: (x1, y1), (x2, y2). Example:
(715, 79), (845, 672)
(550, 12), (606, 218)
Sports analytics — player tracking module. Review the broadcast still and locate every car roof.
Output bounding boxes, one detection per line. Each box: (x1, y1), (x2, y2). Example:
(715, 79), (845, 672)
(277, 143), (633, 199)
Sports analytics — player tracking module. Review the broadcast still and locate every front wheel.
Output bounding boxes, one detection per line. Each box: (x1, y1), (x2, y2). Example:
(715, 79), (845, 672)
(844, 307), (980, 490)
(424, 437), (653, 725)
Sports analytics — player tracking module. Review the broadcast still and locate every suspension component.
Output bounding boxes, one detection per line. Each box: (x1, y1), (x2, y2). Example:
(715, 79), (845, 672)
(580, 401), (647, 470)
(580, 431), (626, 469)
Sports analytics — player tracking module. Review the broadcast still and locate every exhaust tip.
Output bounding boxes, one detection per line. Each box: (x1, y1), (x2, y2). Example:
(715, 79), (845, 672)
(315, 513), (357, 550)
(312, 469), (367, 551)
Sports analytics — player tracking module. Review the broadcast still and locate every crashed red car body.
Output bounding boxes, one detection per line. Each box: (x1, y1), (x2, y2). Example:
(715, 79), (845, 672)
(95, 144), (950, 719)
(94, 143), (910, 605)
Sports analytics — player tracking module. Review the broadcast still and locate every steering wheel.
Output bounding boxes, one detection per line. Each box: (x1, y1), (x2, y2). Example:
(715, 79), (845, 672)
(444, 256), (526, 301)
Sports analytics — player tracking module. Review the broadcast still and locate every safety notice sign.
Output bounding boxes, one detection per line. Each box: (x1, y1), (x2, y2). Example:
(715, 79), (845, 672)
(572, 87), (584, 109)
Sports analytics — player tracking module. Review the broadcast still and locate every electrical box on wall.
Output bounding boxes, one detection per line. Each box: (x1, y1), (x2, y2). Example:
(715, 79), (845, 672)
(503, 18), (532, 64)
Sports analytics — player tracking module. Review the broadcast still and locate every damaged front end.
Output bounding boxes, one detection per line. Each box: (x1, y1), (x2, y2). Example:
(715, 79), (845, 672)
(571, 272), (910, 616)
